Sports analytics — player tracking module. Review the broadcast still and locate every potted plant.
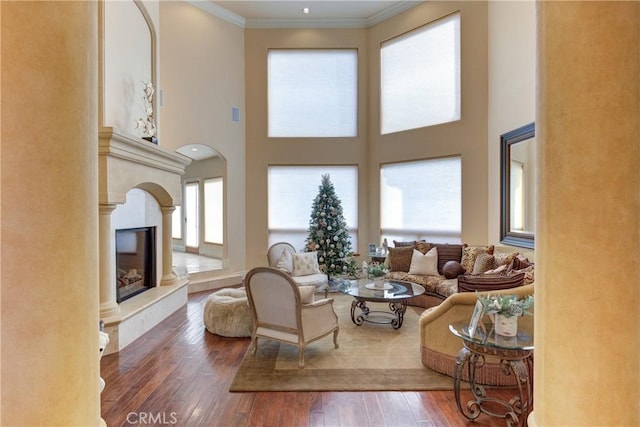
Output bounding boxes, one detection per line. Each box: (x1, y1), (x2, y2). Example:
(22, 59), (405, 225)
(366, 262), (387, 288)
(478, 294), (534, 337)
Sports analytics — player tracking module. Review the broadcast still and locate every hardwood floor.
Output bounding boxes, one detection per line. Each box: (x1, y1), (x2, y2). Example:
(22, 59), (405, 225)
(101, 291), (519, 427)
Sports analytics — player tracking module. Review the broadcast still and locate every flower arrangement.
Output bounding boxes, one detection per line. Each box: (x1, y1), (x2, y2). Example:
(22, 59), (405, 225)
(135, 80), (157, 140)
(478, 294), (534, 318)
(366, 262), (387, 278)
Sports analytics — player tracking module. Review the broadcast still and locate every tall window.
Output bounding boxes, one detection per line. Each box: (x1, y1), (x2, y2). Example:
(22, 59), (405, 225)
(380, 157), (461, 243)
(171, 206), (182, 239)
(268, 166), (358, 251)
(204, 177), (224, 244)
(380, 12), (461, 135)
(268, 49), (358, 137)
(185, 182), (199, 249)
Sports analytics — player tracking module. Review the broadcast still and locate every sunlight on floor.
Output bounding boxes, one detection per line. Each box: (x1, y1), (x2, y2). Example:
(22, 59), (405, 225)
(173, 251), (223, 274)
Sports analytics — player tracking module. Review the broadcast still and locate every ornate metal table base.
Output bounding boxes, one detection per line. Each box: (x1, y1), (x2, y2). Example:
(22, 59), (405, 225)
(453, 342), (533, 427)
(350, 298), (407, 329)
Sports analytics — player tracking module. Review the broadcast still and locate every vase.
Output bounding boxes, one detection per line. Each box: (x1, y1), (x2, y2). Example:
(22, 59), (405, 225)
(373, 277), (385, 288)
(495, 314), (518, 337)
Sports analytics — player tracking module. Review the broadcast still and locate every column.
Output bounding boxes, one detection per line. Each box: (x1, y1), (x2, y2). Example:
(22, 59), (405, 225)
(1, 1), (101, 425)
(160, 206), (179, 285)
(530, 2), (640, 426)
(99, 203), (120, 318)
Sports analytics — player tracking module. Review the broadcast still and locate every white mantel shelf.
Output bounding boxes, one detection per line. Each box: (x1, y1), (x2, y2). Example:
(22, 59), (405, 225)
(99, 127), (191, 175)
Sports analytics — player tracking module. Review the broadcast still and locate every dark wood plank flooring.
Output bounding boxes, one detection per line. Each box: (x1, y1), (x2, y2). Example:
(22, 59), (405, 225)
(101, 291), (518, 427)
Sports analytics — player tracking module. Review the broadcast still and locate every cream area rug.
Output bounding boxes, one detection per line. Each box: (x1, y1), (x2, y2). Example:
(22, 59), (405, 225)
(229, 293), (457, 392)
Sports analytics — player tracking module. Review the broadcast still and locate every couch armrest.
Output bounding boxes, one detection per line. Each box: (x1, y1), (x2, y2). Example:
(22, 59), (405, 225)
(419, 284), (534, 356)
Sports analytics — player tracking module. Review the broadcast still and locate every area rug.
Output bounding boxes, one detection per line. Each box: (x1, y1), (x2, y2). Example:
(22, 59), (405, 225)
(229, 293), (458, 392)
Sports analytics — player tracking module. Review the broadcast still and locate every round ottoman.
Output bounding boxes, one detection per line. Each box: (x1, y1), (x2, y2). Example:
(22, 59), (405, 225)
(203, 288), (253, 337)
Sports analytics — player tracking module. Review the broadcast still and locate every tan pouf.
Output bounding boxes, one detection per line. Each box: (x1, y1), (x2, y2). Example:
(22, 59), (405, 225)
(203, 288), (253, 337)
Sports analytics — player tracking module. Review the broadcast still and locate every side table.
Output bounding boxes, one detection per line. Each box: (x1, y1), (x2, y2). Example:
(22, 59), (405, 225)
(449, 321), (533, 427)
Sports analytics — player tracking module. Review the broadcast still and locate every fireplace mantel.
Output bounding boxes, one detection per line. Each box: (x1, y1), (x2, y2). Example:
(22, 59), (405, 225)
(98, 127), (191, 205)
(98, 126), (191, 354)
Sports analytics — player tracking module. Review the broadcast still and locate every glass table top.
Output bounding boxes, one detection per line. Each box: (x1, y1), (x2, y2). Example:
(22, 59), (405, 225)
(449, 321), (534, 351)
(336, 278), (425, 301)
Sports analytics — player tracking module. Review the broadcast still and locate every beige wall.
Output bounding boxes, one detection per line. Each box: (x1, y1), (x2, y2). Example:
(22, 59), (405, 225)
(368, 1), (489, 248)
(159, 1), (245, 271)
(102, 0), (154, 136)
(245, 1), (490, 268)
(244, 28), (369, 267)
(487, 1), (536, 246)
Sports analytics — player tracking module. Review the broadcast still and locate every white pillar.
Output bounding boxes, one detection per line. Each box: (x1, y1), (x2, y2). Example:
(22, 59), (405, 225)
(99, 203), (120, 318)
(160, 206), (179, 285)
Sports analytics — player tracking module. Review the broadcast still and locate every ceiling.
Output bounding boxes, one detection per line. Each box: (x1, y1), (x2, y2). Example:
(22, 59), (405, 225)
(194, 1), (423, 28)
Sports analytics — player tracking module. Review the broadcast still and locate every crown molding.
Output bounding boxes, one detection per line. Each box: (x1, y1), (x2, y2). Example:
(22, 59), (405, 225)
(189, 1), (423, 29)
(186, 0), (246, 28)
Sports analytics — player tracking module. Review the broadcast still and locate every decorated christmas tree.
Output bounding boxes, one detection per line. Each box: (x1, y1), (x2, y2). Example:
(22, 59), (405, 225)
(305, 174), (358, 279)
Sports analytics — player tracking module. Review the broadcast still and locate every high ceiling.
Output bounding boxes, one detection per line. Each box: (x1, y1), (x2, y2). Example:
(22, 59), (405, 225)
(197, 1), (423, 28)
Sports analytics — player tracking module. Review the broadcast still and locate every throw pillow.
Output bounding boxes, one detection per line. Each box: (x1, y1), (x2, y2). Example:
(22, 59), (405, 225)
(472, 253), (495, 274)
(275, 249), (294, 273)
(484, 264), (508, 274)
(494, 252), (519, 267)
(457, 272), (525, 293)
(442, 260), (466, 279)
(460, 245), (495, 274)
(387, 246), (415, 272)
(408, 248), (439, 276)
(429, 243), (467, 274)
(393, 240), (417, 248)
(415, 241), (432, 254)
(509, 256), (533, 271)
(298, 285), (315, 304)
(292, 252), (321, 277)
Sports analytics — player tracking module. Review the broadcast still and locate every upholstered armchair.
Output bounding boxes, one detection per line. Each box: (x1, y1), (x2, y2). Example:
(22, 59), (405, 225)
(267, 242), (329, 291)
(245, 267), (339, 368)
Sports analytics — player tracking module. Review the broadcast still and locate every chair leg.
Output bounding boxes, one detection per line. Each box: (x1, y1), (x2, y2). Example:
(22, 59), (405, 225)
(333, 328), (339, 349)
(298, 344), (305, 368)
(251, 336), (258, 355)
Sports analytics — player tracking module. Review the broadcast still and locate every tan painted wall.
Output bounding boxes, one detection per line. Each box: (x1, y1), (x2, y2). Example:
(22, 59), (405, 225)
(244, 28), (369, 268)
(245, 2), (490, 268)
(159, 1), (245, 271)
(368, 1), (489, 248)
(487, 1), (536, 247)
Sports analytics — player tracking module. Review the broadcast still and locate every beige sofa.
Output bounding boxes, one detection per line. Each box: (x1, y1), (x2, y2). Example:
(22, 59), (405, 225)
(419, 284), (534, 385)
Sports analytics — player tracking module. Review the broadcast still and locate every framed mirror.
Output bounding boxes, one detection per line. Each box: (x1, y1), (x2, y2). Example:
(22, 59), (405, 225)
(500, 122), (535, 249)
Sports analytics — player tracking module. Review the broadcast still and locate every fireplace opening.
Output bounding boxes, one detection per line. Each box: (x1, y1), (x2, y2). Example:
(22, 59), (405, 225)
(116, 226), (156, 303)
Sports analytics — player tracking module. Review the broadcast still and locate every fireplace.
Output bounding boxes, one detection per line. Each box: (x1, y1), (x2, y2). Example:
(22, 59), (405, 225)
(115, 226), (156, 303)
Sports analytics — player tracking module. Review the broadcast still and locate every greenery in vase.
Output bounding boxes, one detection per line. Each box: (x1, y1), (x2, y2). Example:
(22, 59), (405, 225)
(305, 174), (358, 279)
(478, 294), (534, 318)
(367, 263), (387, 278)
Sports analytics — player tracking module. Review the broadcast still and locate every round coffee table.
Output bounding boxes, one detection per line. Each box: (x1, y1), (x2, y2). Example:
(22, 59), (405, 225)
(336, 278), (425, 329)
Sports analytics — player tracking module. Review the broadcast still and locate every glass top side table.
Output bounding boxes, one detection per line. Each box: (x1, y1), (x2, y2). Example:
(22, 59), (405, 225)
(449, 321), (534, 427)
